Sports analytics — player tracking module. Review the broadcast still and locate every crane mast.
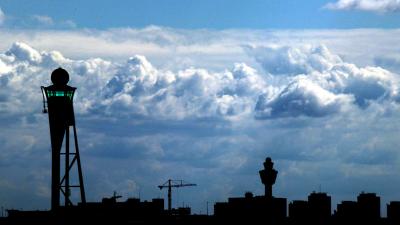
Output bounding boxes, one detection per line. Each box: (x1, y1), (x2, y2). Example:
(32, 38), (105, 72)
(158, 179), (196, 213)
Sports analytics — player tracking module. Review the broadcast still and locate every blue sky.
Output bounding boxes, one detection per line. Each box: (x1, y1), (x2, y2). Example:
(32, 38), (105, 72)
(0, 0), (400, 29)
(1, 0), (400, 215)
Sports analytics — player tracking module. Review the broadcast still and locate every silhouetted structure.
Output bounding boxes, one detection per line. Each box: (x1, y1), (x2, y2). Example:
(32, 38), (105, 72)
(308, 192), (331, 224)
(215, 158), (286, 224)
(6, 197), (166, 225)
(259, 157), (278, 198)
(158, 179), (196, 213)
(334, 193), (381, 225)
(358, 192), (381, 225)
(334, 200), (358, 223)
(41, 68), (86, 210)
(387, 201), (400, 224)
(289, 192), (331, 225)
(289, 200), (309, 224)
(214, 193), (287, 224)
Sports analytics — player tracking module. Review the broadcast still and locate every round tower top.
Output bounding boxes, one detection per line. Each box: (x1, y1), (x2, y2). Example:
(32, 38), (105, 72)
(51, 67), (69, 86)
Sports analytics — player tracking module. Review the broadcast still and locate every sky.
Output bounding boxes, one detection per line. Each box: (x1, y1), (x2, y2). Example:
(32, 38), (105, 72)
(1, 0), (400, 215)
(1, 0), (400, 29)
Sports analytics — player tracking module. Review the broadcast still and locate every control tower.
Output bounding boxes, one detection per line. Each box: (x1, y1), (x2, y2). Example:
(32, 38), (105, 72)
(259, 157), (278, 198)
(41, 68), (86, 210)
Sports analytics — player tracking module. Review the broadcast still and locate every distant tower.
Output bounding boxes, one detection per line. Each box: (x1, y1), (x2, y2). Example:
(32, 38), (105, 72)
(41, 68), (86, 210)
(259, 157), (278, 198)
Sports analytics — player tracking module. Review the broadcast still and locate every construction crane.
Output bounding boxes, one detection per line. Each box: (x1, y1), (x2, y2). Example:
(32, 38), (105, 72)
(158, 179), (196, 212)
(111, 191), (122, 201)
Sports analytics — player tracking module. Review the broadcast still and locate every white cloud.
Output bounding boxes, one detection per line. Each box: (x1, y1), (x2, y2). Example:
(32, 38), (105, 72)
(6, 42), (43, 63)
(14, 14), (76, 29)
(255, 77), (353, 118)
(0, 8), (5, 25)
(375, 55), (400, 73)
(62, 20), (77, 28)
(325, 0), (400, 13)
(250, 44), (399, 118)
(0, 28), (399, 71)
(32, 15), (54, 26)
(0, 41), (398, 121)
(245, 45), (342, 76)
(98, 55), (259, 119)
(0, 42), (257, 121)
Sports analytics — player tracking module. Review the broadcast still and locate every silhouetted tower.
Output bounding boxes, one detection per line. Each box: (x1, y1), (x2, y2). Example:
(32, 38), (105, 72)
(158, 179), (196, 213)
(259, 157), (278, 198)
(41, 68), (86, 210)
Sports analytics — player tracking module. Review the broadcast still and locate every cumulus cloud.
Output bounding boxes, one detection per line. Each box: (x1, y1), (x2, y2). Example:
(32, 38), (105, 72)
(250, 44), (399, 118)
(325, 0), (400, 13)
(0, 42), (398, 121)
(6, 42), (43, 63)
(255, 77), (353, 118)
(245, 45), (342, 76)
(0, 42), (257, 120)
(99, 57), (261, 119)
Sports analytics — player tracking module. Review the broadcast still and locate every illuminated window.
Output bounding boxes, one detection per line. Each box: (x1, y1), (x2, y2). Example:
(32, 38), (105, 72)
(47, 90), (74, 100)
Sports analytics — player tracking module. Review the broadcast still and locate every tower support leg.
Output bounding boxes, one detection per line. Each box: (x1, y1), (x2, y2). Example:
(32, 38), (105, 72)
(65, 127), (70, 206)
(168, 180), (172, 213)
(56, 124), (86, 208)
(73, 125), (86, 204)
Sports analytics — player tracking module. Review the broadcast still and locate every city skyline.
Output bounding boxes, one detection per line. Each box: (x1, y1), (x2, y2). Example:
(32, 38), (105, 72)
(4, 156), (400, 225)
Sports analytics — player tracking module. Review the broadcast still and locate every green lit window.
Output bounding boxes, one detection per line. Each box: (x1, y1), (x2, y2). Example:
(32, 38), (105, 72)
(47, 90), (74, 100)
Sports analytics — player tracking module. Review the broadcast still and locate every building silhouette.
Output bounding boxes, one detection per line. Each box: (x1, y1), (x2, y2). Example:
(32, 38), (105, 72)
(308, 192), (331, 224)
(358, 192), (380, 222)
(214, 158), (286, 224)
(4, 155), (400, 225)
(334, 200), (358, 223)
(387, 201), (400, 224)
(214, 193), (287, 224)
(288, 192), (331, 225)
(333, 193), (381, 225)
(289, 200), (309, 224)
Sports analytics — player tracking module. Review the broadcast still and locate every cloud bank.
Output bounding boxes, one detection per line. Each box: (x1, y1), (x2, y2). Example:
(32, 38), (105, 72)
(1, 42), (398, 121)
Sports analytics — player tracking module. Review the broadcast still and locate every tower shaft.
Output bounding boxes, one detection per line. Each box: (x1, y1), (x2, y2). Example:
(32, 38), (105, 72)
(42, 84), (86, 210)
(265, 184), (272, 199)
